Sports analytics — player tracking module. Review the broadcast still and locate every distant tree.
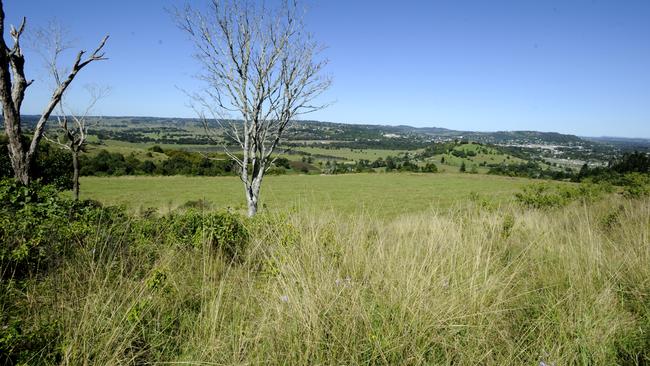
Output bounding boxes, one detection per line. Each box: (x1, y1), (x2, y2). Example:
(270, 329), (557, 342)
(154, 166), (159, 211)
(0, 3), (108, 185)
(140, 160), (156, 174)
(274, 157), (291, 169)
(612, 151), (650, 174)
(45, 85), (109, 200)
(386, 156), (396, 171)
(176, 0), (331, 216)
(578, 163), (589, 179)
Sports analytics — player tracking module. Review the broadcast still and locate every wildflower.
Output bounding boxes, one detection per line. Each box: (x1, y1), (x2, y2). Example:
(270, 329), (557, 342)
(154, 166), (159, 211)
(279, 295), (289, 303)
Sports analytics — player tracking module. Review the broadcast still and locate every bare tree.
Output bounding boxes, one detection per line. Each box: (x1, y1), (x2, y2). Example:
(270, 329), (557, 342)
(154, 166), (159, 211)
(0, 0), (108, 185)
(36, 21), (109, 200)
(45, 85), (108, 200)
(176, 0), (331, 217)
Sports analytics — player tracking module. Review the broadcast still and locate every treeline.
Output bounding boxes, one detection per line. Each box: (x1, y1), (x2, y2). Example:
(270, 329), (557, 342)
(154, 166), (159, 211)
(92, 130), (212, 145)
(576, 151), (650, 183)
(487, 151), (650, 185)
(80, 148), (236, 176)
(321, 155), (438, 174)
(487, 162), (574, 180)
(288, 138), (432, 151)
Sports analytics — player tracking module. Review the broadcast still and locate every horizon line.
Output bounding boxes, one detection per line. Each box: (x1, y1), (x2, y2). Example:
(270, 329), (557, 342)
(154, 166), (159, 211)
(16, 113), (650, 140)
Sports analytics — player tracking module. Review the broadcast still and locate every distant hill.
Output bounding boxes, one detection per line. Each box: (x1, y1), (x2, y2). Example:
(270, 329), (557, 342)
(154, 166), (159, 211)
(9, 115), (647, 156)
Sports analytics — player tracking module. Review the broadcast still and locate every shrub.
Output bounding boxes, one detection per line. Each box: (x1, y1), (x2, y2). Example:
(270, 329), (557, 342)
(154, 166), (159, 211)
(200, 211), (249, 261)
(149, 145), (164, 153)
(166, 210), (248, 260)
(514, 182), (610, 209)
(0, 179), (125, 279)
(180, 198), (213, 210)
(0, 179), (73, 277)
(620, 173), (650, 198)
(422, 162), (438, 173)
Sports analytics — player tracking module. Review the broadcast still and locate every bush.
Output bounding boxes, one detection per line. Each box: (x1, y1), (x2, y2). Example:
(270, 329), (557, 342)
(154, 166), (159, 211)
(0, 179), (116, 279)
(166, 209), (248, 261)
(620, 173), (650, 198)
(180, 198), (213, 210)
(421, 163), (438, 173)
(201, 211), (249, 261)
(515, 182), (610, 209)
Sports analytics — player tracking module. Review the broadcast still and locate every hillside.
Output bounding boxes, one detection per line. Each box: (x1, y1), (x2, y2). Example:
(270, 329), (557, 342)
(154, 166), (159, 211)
(14, 115), (647, 167)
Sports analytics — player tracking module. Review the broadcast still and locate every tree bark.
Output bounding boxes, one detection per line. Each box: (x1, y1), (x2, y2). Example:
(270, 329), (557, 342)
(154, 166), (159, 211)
(1, 109), (30, 185)
(246, 192), (257, 217)
(72, 150), (80, 200)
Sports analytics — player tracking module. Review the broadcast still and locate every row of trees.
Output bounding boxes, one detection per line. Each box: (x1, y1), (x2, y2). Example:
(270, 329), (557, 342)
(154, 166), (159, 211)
(79, 150), (236, 177)
(485, 151), (650, 183)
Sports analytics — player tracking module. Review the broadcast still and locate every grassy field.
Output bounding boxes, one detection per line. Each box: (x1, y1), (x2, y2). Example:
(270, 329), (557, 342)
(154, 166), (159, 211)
(6, 170), (650, 364)
(11, 194), (650, 364)
(79, 173), (533, 217)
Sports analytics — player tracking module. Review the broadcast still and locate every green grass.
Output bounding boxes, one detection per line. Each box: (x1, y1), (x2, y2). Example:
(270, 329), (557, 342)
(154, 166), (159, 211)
(78, 173), (533, 217)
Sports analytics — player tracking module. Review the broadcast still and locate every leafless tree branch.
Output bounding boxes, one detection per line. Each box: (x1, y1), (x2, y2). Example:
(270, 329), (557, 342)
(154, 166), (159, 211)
(175, 0), (331, 216)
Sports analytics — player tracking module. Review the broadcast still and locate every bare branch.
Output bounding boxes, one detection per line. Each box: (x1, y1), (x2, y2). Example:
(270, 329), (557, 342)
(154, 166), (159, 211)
(176, 0), (330, 216)
(27, 34), (109, 159)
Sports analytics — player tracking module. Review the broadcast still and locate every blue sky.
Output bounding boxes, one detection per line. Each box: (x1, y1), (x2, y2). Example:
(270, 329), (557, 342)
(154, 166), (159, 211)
(4, 0), (650, 137)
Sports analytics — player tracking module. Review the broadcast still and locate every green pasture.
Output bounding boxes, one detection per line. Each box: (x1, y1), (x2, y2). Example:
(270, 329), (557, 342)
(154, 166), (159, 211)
(78, 173), (533, 217)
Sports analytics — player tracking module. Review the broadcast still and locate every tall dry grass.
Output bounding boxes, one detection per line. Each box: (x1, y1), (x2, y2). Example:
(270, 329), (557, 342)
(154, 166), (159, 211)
(23, 196), (650, 364)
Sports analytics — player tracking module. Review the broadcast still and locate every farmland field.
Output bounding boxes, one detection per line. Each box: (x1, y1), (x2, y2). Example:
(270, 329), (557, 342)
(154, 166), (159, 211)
(79, 173), (533, 217)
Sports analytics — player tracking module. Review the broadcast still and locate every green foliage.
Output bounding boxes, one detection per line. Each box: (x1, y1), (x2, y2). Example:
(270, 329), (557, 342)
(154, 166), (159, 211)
(0, 179), (94, 277)
(200, 211), (249, 261)
(620, 173), (650, 198)
(0, 136), (73, 189)
(612, 151), (650, 174)
(421, 162), (438, 173)
(274, 157), (291, 169)
(149, 145), (165, 153)
(514, 182), (610, 209)
(180, 198), (213, 210)
(80, 149), (236, 176)
(0, 310), (60, 365)
(165, 209), (248, 260)
(0, 182), (253, 363)
(488, 161), (571, 180)
(501, 213), (515, 239)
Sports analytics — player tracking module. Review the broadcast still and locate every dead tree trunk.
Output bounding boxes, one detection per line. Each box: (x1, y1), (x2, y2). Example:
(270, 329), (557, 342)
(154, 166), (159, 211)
(72, 149), (80, 200)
